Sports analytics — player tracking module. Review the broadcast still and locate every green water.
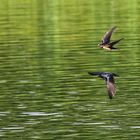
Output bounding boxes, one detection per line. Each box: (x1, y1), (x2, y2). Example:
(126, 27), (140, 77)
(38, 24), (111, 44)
(0, 0), (140, 139)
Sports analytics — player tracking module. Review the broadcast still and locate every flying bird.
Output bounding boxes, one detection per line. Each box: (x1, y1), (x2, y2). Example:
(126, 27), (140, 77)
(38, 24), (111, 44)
(88, 72), (119, 99)
(98, 26), (123, 50)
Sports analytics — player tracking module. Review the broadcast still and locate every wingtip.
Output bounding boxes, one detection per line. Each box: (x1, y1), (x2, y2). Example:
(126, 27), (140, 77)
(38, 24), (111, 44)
(113, 73), (119, 77)
(108, 92), (114, 99)
(88, 72), (93, 75)
(88, 72), (101, 76)
(109, 96), (113, 99)
(111, 26), (117, 30)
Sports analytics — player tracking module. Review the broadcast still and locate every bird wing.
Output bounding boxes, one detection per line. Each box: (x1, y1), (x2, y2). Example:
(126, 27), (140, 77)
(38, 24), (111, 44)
(106, 81), (116, 99)
(102, 26), (116, 44)
(88, 72), (102, 76)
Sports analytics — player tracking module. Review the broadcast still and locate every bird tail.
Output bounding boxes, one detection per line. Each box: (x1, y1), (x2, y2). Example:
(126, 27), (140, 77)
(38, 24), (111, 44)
(109, 38), (124, 47)
(88, 72), (102, 76)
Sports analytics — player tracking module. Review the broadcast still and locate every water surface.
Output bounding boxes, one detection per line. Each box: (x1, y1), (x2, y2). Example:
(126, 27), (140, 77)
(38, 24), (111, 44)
(0, 0), (140, 139)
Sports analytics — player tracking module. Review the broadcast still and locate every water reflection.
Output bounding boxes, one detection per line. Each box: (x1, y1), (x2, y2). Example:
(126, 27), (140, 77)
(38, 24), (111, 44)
(21, 112), (62, 117)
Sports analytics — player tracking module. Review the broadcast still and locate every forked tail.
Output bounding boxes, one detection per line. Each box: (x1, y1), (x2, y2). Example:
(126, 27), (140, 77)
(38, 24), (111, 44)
(109, 38), (124, 46)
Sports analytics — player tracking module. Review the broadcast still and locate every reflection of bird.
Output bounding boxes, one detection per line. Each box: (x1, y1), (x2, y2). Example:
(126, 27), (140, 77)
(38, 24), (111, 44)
(88, 72), (119, 99)
(98, 27), (123, 50)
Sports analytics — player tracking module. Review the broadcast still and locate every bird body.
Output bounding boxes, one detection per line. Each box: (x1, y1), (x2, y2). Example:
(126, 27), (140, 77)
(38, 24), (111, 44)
(88, 72), (119, 99)
(98, 27), (123, 50)
(102, 45), (112, 50)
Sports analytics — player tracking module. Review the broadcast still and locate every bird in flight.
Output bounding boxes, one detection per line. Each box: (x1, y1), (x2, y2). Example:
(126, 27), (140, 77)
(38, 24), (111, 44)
(88, 72), (119, 99)
(98, 26), (123, 50)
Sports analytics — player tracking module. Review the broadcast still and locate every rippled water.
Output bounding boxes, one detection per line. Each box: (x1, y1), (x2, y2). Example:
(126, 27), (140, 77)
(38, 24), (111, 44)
(0, 0), (140, 139)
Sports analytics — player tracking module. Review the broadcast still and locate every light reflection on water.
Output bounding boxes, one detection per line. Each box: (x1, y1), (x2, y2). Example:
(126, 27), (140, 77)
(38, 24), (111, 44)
(0, 0), (140, 140)
(21, 112), (63, 117)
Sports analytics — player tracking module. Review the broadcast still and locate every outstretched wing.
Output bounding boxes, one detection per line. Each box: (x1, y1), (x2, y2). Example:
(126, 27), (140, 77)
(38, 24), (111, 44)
(106, 76), (116, 99)
(102, 26), (116, 44)
(106, 81), (116, 99)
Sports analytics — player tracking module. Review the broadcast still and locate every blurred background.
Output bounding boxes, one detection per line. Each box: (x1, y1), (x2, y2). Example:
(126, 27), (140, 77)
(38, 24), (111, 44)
(0, 0), (139, 139)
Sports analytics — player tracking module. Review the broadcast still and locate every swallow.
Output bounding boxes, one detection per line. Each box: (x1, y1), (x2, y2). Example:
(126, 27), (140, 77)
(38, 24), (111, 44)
(98, 26), (124, 50)
(88, 72), (119, 99)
